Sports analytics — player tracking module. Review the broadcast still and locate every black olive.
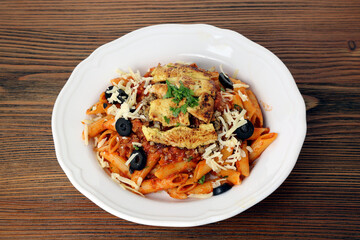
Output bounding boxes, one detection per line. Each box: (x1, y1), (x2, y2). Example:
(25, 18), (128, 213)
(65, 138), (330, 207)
(219, 72), (233, 89)
(130, 108), (136, 113)
(115, 118), (132, 136)
(129, 148), (147, 171)
(103, 103), (108, 109)
(213, 183), (232, 196)
(104, 86), (114, 99)
(105, 86), (128, 104)
(235, 119), (254, 140)
(116, 89), (128, 103)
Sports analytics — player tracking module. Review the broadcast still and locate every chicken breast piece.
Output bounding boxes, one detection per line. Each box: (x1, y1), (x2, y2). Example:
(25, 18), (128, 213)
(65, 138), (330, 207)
(148, 98), (190, 127)
(151, 63), (212, 83)
(142, 124), (217, 149)
(187, 93), (214, 123)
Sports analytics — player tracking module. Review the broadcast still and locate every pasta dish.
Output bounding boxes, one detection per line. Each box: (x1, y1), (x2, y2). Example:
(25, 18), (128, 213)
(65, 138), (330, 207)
(82, 63), (277, 199)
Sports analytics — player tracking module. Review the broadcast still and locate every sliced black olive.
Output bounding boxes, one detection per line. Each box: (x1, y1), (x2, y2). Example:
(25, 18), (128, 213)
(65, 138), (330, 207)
(129, 148), (147, 171)
(130, 108), (136, 113)
(235, 119), (254, 140)
(104, 86), (115, 100)
(219, 72), (233, 89)
(213, 183), (232, 196)
(104, 86), (128, 104)
(116, 89), (128, 103)
(103, 103), (108, 109)
(115, 118), (132, 136)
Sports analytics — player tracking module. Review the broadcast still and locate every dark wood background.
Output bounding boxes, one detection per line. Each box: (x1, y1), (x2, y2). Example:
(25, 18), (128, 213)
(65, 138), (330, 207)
(1, 0), (359, 239)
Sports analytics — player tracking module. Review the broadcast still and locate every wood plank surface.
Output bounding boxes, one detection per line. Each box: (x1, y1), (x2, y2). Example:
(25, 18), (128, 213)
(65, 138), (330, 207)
(0, 0), (359, 239)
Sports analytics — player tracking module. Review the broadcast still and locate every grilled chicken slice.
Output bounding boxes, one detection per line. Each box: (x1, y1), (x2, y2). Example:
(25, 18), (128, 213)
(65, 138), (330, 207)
(148, 98), (190, 127)
(151, 63), (212, 83)
(142, 124), (217, 149)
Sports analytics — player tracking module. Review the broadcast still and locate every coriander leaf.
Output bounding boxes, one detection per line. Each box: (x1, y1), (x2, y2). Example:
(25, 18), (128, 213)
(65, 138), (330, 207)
(164, 116), (170, 124)
(198, 175), (206, 184)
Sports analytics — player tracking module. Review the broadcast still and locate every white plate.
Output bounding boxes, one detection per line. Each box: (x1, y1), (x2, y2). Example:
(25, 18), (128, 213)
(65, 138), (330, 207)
(52, 24), (306, 227)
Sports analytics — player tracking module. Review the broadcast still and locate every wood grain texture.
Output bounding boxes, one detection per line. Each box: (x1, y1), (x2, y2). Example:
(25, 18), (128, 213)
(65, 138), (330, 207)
(1, 0), (360, 239)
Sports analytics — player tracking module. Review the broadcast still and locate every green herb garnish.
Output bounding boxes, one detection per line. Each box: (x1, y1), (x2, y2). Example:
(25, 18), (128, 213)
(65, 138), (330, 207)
(187, 156), (193, 162)
(164, 80), (199, 116)
(164, 116), (170, 124)
(198, 175), (206, 184)
(133, 145), (139, 150)
(221, 87), (225, 92)
(176, 122), (180, 127)
(170, 106), (182, 117)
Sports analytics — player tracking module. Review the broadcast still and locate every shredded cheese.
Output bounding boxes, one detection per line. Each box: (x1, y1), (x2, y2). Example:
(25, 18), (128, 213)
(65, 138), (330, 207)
(125, 152), (138, 166)
(111, 173), (139, 190)
(211, 178), (227, 188)
(219, 64), (229, 78)
(237, 90), (248, 102)
(234, 83), (249, 89)
(246, 146), (253, 153)
(96, 152), (109, 168)
(97, 138), (107, 148)
(136, 177), (143, 187)
(188, 192), (213, 199)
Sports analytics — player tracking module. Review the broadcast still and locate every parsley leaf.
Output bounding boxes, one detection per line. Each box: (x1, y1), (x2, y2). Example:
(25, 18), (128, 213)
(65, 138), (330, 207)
(198, 175), (206, 184)
(133, 145), (139, 150)
(187, 156), (193, 162)
(221, 87), (225, 92)
(164, 80), (199, 116)
(170, 106), (181, 117)
(176, 122), (180, 127)
(164, 116), (170, 124)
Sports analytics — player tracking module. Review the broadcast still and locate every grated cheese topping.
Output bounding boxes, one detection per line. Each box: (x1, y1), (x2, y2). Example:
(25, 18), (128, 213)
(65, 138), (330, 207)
(111, 173), (139, 190)
(106, 68), (153, 122)
(96, 151), (109, 168)
(234, 83), (249, 89)
(246, 146), (253, 153)
(125, 152), (138, 166)
(237, 90), (248, 102)
(188, 192), (213, 199)
(97, 138), (107, 148)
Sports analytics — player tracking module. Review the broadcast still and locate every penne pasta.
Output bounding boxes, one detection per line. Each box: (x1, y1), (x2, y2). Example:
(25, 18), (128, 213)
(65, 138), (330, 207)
(219, 169), (241, 185)
(86, 115), (113, 138)
(248, 127), (270, 140)
(193, 160), (212, 181)
(246, 89), (263, 127)
(101, 151), (131, 178)
(176, 178), (198, 194)
(236, 141), (250, 177)
(131, 151), (161, 185)
(139, 173), (188, 194)
(155, 161), (196, 179)
(167, 188), (188, 199)
(187, 181), (213, 195)
(249, 133), (278, 163)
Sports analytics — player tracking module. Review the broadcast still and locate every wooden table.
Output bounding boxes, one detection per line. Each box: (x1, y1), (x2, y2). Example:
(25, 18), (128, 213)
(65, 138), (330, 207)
(1, 0), (359, 239)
